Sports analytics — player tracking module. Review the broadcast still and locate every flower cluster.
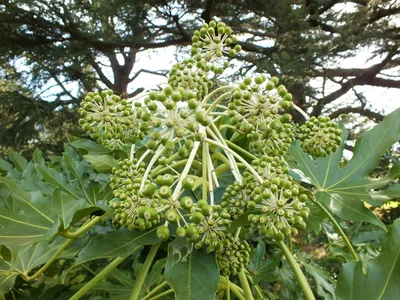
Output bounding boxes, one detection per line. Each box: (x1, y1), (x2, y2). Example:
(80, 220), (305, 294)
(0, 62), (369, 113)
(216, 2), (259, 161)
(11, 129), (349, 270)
(298, 116), (342, 157)
(79, 90), (144, 150)
(228, 76), (295, 156)
(79, 20), (343, 278)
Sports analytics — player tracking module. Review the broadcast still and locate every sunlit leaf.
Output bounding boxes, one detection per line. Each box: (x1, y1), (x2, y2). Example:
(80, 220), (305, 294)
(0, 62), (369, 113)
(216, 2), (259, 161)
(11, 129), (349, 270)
(8, 149), (28, 172)
(288, 108), (400, 228)
(69, 139), (109, 154)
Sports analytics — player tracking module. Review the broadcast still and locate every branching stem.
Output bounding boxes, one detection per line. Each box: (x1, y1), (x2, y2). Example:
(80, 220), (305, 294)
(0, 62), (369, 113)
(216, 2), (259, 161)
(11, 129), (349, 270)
(203, 137), (263, 183)
(172, 132), (202, 199)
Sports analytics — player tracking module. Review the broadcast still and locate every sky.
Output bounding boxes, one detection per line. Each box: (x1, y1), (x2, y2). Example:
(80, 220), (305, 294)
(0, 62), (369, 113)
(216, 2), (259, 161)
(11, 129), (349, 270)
(125, 46), (399, 116)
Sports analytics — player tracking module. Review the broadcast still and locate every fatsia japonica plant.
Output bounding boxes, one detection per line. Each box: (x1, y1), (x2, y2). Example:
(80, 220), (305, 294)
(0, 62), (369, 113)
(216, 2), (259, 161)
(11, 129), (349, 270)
(1, 21), (400, 300)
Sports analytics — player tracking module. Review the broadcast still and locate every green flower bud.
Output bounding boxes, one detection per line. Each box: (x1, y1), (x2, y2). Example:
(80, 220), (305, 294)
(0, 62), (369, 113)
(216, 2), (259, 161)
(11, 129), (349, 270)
(157, 225), (170, 241)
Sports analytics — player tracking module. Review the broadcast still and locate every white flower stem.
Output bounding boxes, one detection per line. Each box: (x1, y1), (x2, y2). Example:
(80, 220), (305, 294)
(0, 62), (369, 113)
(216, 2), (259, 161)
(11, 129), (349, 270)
(293, 104), (310, 120)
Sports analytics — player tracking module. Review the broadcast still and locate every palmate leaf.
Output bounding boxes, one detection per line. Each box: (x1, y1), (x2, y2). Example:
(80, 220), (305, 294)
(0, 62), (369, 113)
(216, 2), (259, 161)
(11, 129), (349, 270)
(165, 239), (220, 300)
(288, 108), (400, 229)
(247, 242), (281, 284)
(0, 237), (77, 295)
(52, 189), (86, 229)
(336, 218), (400, 300)
(0, 178), (59, 253)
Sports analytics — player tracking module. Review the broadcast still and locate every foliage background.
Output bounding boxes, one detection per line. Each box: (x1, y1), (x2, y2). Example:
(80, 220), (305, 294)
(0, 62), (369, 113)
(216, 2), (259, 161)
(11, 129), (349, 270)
(0, 0), (399, 299)
(0, 0), (399, 154)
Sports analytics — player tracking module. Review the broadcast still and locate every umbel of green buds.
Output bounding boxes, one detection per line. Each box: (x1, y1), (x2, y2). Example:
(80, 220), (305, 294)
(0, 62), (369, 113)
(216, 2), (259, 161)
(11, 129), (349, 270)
(228, 75), (295, 156)
(191, 20), (241, 72)
(216, 234), (251, 277)
(76, 19), (349, 279)
(298, 116), (342, 157)
(78, 90), (144, 150)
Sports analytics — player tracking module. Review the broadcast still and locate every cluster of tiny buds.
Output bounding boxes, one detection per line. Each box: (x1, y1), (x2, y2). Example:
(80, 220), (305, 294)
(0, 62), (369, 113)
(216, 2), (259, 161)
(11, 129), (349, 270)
(299, 116), (342, 157)
(227, 75), (295, 156)
(79, 90), (143, 150)
(216, 234), (251, 277)
(191, 20), (241, 71)
(76, 20), (350, 279)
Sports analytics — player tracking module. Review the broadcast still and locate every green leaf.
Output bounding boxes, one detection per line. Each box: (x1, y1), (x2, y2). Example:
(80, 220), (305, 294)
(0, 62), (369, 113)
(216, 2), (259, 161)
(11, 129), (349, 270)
(62, 153), (94, 205)
(336, 218), (400, 300)
(144, 257), (167, 292)
(32, 148), (45, 166)
(52, 189), (86, 229)
(36, 164), (80, 199)
(371, 184), (400, 201)
(0, 159), (15, 173)
(0, 178), (59, 253)
(302, 261), (336, 300)
(69, 139), (109, 154)
(165, 239), (220, 300)
(288, 108), (400, 228)
(83, 154), (118, 172)
(8, 149), (28, 172)
(318, 192), (386, 230)
(247, 242), (281, 284)
(92, 281), (132, 299)
(0, 259), (19, 295)
(76, 228), (159, 264)
(0, 237), (76, 294)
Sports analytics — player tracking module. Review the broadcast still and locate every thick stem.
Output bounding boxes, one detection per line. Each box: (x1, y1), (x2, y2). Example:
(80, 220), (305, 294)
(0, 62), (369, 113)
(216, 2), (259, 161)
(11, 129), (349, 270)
(70, 256), (127, 300)
(130, 243), (161, 300)
(246, 275), (264, 300)
(277, 240), (315, 300)
(220, 277), (245, 300)
(238, 269), (254, 300)
(313, 200), (359, 261)
(226, 276), (231, 300)
(22, 238), (73, 281)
